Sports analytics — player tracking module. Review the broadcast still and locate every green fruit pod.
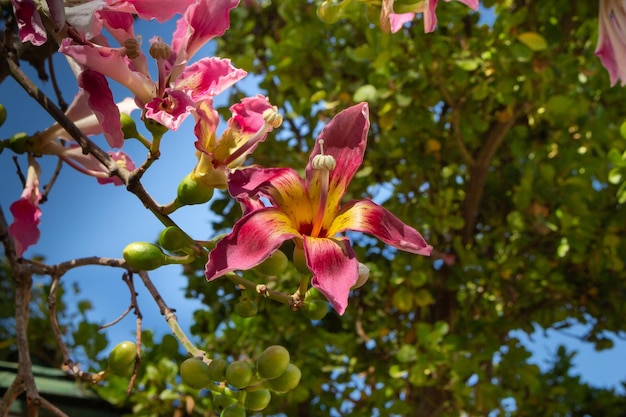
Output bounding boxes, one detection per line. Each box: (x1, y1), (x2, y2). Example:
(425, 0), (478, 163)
(0, 104), (6, 127)
(256, 345), (290, 380)
(207, 358), (228, 382)
(180, 358), (212, 390)
(159, 226), (189, 252)
(301, 299), (329, 321)
(122, 242), (167, 270)
(254, 250), (289, 276)
(225, 361), (253, 389)
(292, 246), (309, 274)
(267, 363), (301, 393)
(177, 173), (215, 206)
(107, 341), (137, 377)
(244, 388), (271, 411)
(220, 403), (246, 417)
(235, 298), (258, 318)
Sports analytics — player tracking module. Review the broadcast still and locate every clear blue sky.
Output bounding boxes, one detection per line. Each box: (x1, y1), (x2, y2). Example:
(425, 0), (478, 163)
(0, 14), (624, 395)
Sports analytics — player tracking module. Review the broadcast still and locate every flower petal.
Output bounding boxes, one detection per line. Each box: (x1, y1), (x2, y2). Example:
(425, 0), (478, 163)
(106, 0), (193, 22)
(171, 0), (239, 64)
(11, 0), (47, 46)
(596, 0), (626, 86)
(205, 208), (299, 280)
(78, 70), (124, 148)
(329, 199), (433, 256)
(8, 159), (42, 257)
(228, 168), (314, 230)
(306, 102), (369, 221)
(176, 57), (247, 102)
(144, 89), (195, 130)
(305, 236), (358, 315)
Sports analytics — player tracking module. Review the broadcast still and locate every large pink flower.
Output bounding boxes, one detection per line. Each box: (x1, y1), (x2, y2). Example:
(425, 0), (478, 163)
(381, 0), (479, 33)
(60, 0), (244, 130)
(596, 0), (626, 86)
(204, 103), (432, 315)
(9, 157), (42, 258)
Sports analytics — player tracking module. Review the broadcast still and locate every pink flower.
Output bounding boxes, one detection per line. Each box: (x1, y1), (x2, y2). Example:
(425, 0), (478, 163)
(204, 103), (432, 315)
(596, 0), (626, 86)
(60, 0), (244, 130)
(189, 95), (279, 189)
(10, 0), (47, 46)
(381, 0), (479, 33)
(9, 157), (42, 257)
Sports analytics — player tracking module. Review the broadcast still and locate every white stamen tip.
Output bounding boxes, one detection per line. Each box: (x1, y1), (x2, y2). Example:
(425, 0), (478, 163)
(263, 107), (283, 128)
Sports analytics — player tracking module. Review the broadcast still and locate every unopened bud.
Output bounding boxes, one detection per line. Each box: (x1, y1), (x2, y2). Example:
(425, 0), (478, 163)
(120, 113), (140, 139)
(123, 242), (167, 270)
(176, 173), (215, 206)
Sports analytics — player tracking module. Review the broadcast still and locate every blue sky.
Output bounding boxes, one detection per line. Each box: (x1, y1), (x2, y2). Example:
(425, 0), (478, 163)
(0, 11), (624, 396)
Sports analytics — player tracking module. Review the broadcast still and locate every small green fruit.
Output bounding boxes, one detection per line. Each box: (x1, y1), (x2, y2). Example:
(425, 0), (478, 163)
(180, 358), (212, 390)
(244, 388), (271, 411)
(235, 299), (258, 318)
(8, 132), (30, 154)
(220, 403), (246, 417)
(122, 242), (167, 270)
(256, 345), (290, 380)
(301, 299), (329, 320)
(267, 363), (301, 393)
(292, 247), (309, 274)
(107, 341), (136, 377)
(225, 361), (253, 389)
(0, 104), (6, 127)
(158, 226), (189, 252)
(207, 358), (228, 382)
(120, 113), (140, 139)
(254, 250), (289, 276)
(160, 334), (179, 356)
(177, 173), (215, 205)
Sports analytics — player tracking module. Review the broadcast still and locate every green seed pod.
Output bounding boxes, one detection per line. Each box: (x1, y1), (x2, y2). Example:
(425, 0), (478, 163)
(235, 298), (258, 318)
(8, 132), (30, 154)
(0, 104), (7, 127)
(301, 299), (329, 321)
(225, 361), (253, 389)
(158, 226), (189, 252)
(160, 334), (179, 356)
(120, 113), (140, 139)
(256, 345), (290, 380)
(107, 341), (136, 377)
(177, 173), (215, 206)
(267, 363), (301, 393)
(207, 358), (228, 382)
(244, 388), (271, 411)
(254, 250), (289, 276)
(220, 403), (246, 417)
(292, 246), (309, 274)
(144, 117), (168, 138)
(180, 358), (212, 390)
(122, 242), (167, 270)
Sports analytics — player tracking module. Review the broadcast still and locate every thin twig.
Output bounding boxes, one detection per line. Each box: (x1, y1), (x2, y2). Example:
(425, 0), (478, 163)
(47, 55), (67, 112)
(122, 273), (142, 395)
(40, 157), (64, 204)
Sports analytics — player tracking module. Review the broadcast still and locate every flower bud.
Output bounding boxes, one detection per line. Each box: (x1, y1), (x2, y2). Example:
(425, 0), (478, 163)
(292, 246), (309, 274)
(254, 250), (289, 276)
(8, 132), (30, 154)
(120, 113), (140, 139)
(176, 173), (215, 206)
(0, 104), (6, 127)
(158, 226), (189, 252)
(123, 242), (167, 270)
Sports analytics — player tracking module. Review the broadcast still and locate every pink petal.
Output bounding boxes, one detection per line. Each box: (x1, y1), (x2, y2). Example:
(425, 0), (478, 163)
(389, 12), (416, 33)
(176, 58), (247, 102)
(60, 38), (155, 104)
(228, 168), (314, 229)
(305, 102), (369, 220)
(144, 89), (195, 131)
(229, 95), (273, 133)
(97, 150), (135, 186)
(205, 208), (300, 280)
(46, 0), (66, 32)
(171, 0), (239, 62)
(11, 0), (47, 46)
(330, 199), (433, 256)
(423, 0), (440, 33)
(105, 0), (194, 22)
(596, 0), (626, 86)
(305, 236), (359, 315)
(78, 70), (124, 148)
(8, 160), (42, 257)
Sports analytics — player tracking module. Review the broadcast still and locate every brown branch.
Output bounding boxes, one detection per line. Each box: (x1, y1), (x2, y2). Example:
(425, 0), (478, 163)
(461, 103), (532, 245)
(40, 157), (64, 204)
(122, 273), (142, 395)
